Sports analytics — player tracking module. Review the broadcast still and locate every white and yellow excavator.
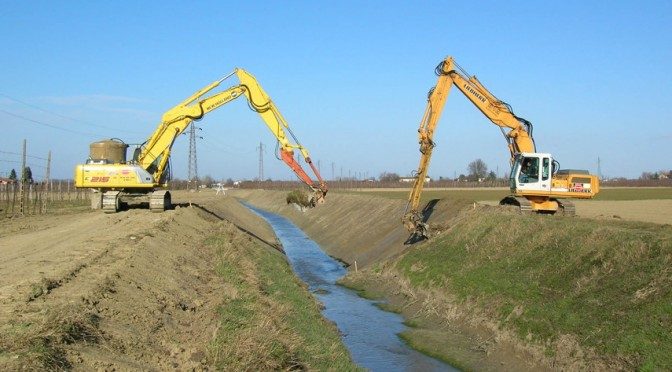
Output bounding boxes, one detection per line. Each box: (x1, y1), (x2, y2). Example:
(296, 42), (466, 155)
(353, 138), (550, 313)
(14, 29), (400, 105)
(74, 68), (327, 213)
(403, 56), (599, 237)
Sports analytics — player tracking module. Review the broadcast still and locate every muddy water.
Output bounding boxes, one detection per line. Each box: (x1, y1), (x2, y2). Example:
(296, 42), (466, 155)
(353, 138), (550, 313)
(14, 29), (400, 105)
(246, 205), (455, 371)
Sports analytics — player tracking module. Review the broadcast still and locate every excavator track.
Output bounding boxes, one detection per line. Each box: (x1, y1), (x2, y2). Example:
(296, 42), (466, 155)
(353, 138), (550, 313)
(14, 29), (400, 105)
(150, 190), (171, 213)
(500, 196), (534, 214)
(555, 199), (576, 216)
(102, 191), (121, 213)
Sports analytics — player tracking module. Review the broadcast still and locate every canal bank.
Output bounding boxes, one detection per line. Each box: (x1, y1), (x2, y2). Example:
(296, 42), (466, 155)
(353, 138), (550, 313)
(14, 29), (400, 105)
(233, 190), (549, 370)
(232, 189), (672, 370)
(245, 203), (454, 371)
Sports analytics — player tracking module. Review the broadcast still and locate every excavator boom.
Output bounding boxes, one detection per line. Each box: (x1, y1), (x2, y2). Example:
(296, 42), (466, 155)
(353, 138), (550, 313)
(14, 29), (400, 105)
(235, 69), (328, 203)
(75, 68), (327, 212)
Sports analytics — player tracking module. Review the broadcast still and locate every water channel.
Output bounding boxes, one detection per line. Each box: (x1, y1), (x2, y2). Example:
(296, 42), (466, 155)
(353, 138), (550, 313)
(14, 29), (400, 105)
(246, 204), (456, 371)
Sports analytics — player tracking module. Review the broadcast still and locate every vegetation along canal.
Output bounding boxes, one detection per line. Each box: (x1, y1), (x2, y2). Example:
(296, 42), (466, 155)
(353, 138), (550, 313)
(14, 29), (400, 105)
(246, 204), (455, 371)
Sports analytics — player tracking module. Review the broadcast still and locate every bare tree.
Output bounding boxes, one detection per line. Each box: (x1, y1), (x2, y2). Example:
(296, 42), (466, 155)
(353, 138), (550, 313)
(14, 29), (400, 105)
(467, 159), (488, 181)
(379, 172), (401, 182)
(640, 172), (655, 180)
(201, 175), (214, 187)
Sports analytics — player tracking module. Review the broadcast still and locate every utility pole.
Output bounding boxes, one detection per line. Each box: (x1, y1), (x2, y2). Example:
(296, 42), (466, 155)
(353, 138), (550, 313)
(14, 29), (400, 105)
(188, 125), (200, 190)
(19, 139), (26, 215)
(331, 162), (335, 181)
(257, 142), (265, 181)
(42, 150), (51, 214)
(597, 157), (602, 180)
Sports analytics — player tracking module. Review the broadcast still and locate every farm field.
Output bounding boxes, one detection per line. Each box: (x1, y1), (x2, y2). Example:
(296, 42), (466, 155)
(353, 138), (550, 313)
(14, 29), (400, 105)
(344, 187), (672, 225)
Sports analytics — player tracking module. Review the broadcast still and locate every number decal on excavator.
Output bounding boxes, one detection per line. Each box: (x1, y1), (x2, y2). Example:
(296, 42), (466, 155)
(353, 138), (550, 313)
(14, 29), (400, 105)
(90, 176), (110, 183)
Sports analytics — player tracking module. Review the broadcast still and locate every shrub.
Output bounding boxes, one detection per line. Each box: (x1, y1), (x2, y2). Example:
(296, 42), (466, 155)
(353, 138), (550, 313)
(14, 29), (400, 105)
(286, 189), (313, 208)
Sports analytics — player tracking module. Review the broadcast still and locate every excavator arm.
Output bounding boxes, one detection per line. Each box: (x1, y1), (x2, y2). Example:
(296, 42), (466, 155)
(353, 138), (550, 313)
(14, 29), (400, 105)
(235, 69), (328, 204)
(403, 56), (536, 237)
(436, 57), (536, 158)
(138, 76), (246, 182)
(135, 69), (327, 202)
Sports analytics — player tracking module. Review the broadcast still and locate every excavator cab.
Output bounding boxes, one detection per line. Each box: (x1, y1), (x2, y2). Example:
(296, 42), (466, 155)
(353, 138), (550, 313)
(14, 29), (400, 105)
(510, 153), (554, 194)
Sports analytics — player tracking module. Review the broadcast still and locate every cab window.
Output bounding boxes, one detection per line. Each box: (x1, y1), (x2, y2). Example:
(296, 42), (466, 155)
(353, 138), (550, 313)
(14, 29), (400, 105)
(542, 158), (550, 181)
(518, 157), (539, 183)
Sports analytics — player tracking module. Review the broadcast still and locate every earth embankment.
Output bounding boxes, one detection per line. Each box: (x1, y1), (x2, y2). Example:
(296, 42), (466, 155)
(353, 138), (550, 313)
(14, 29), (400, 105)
(236, 189), (672, 371)
(0, 195), (355, 370)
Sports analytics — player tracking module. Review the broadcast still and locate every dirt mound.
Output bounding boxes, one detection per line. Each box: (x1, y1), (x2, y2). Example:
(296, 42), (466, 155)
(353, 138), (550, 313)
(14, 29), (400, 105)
(0, 206), (228, 369)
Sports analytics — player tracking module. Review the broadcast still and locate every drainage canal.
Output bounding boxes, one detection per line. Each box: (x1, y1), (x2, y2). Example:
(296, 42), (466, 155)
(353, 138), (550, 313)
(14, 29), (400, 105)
(246, 205), (456, 371)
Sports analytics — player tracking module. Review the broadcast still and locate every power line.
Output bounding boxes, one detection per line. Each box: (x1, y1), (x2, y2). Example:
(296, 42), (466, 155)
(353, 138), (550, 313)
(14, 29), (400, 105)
(0, 159), (47, 168)
(0, 92), (143, 135)
(0, 149), (47, 160)
(199, 137), (256, 155)
(0, 108), (102, 137)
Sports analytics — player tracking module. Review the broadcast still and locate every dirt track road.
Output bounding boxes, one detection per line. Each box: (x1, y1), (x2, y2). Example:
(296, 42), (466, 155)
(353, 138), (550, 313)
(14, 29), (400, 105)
(0, 197), (277, 370)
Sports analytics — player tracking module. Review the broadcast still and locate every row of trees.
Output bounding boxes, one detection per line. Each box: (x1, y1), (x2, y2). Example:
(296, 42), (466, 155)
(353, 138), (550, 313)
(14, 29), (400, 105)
(380, 158), (498, 182)
(640, 170), (671, 180)
(2, 167), (35, 184)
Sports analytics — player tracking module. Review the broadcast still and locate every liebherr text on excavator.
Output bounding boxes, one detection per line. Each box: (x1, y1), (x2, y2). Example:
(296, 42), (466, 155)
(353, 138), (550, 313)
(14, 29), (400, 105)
(75, 68), (328, 213)
(403, 56), (600, 237)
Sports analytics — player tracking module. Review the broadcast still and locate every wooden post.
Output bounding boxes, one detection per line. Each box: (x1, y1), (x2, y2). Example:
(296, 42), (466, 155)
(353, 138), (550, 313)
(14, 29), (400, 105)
(19, 139), (26, 216)
(42, 151), (51, 214)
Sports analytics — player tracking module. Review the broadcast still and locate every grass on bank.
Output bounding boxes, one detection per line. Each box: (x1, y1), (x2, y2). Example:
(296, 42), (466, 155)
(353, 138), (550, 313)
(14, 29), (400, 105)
(396, 207), (672, 370)
(205, 222), (357, 371)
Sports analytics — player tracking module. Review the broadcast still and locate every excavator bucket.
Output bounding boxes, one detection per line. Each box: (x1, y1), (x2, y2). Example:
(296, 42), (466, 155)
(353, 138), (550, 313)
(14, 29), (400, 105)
(402, 211), (430, 239)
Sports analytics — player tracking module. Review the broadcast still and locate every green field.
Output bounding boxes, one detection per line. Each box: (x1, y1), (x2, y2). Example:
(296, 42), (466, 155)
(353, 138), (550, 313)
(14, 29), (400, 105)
(343, 187), (672, 203)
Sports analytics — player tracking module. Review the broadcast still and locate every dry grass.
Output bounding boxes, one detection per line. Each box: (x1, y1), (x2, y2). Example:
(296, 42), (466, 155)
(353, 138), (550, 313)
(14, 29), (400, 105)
(0, 305), (102, 370)
(204, 222), (356, 371)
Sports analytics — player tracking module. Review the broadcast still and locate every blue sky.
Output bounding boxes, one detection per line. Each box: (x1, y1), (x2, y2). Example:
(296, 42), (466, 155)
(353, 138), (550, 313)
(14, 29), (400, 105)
(1, 1), (670, 181)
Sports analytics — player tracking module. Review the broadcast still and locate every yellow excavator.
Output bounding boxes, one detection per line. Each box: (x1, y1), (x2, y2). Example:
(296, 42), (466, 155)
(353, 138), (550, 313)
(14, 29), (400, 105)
(75, 68), (328, 213)
(403, 56), (599, 237)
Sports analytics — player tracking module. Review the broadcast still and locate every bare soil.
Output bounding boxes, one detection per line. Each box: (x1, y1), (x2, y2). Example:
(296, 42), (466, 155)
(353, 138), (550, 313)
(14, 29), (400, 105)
(479, 199), (672, 225)
(0, 195), (279, 370)
(572, 199), (672, 225)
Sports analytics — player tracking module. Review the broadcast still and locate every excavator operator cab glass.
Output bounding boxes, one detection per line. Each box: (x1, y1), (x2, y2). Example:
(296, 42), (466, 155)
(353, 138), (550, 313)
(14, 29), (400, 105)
(542, 157), (550, 181)
(518, 156), (539, 184)
(509, 158), (520, 190)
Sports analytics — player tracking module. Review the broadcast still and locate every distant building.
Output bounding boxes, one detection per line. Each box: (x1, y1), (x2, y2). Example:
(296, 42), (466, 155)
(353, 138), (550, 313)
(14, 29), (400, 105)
(399, 177), (431, 183)
(0, 178), (15, 185)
